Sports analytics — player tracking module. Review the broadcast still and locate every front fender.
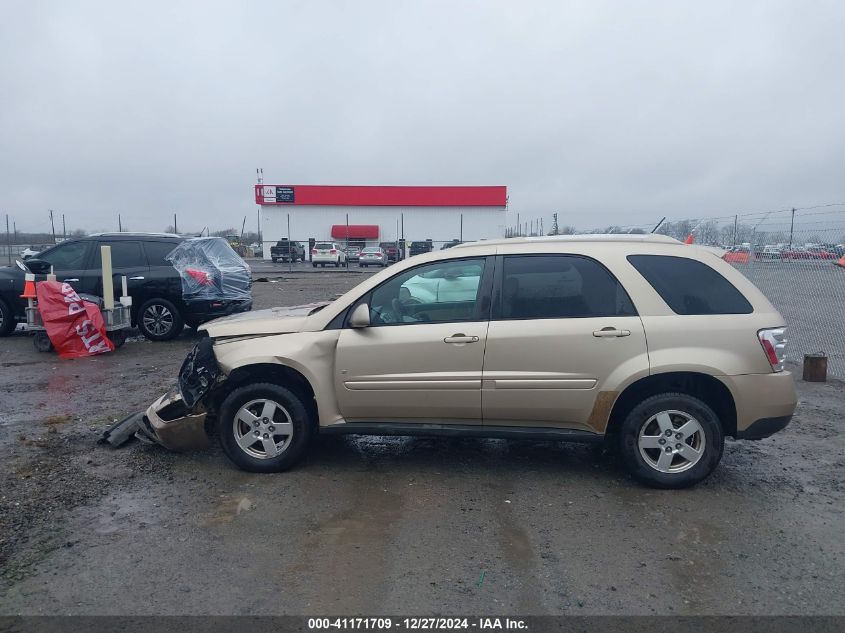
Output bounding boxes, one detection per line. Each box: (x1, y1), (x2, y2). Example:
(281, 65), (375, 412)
(212, 330), (343, 426)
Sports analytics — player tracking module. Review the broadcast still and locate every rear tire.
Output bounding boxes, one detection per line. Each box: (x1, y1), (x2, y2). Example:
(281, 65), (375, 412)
(218, 382), (313, 472)
(137, 297), (184, 341)
(0, 298), (15, 337)
(312, 263), (317, 268)
(33, 331), (53, 352)
(109, 329), (127, 348)
(618, 392), (724, 489)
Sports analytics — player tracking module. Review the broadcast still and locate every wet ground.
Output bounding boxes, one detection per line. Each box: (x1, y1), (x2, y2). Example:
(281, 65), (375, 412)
(0, 269), (843, 615)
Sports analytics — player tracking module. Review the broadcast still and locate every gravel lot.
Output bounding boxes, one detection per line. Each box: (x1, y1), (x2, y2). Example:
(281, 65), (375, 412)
(0, 266), (843, 615)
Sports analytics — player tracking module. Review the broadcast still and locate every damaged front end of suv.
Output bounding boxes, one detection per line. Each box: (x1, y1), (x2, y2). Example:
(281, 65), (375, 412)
(102, 301), (332, 452)
(102, 336), (222, 451)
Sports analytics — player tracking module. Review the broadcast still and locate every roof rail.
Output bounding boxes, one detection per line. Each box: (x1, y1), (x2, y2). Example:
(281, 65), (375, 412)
(453, 233), (681, 248)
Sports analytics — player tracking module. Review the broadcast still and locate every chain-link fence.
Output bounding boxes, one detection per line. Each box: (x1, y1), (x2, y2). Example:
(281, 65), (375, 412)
(613, 205), (845, 378)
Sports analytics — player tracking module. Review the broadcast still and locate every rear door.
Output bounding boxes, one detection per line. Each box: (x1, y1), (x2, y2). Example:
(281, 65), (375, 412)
(90, 240), (149, 300)
(482, 254), (648, 432)
(137, 239), (184, 308)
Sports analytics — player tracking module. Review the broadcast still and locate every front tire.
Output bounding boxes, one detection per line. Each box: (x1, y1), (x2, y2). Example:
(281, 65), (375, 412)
(619, 393), (724, 489)
(218, 382), (313, 472)
(0, 298), (15, 337)
(137, 297), (184, 341)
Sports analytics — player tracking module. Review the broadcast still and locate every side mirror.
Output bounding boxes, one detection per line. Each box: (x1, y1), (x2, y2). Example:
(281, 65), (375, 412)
(24, 258), (50, 274)
(348, 303), (370, 328)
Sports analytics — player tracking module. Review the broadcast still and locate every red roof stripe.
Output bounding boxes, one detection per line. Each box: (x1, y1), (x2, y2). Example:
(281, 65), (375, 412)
(255, 185), (506, 207)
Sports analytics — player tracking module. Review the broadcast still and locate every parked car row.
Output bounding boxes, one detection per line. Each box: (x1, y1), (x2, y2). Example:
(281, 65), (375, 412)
(265, 239), (464, 265)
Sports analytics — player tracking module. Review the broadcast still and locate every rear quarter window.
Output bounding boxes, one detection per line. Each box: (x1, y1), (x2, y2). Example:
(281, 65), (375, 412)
(143, 240), (181, 266)
(627, 254), (753, 315)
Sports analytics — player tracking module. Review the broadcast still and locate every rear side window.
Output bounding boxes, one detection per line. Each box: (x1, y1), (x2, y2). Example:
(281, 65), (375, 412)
(92, 241), (146, 268)
(627, 255), (753, 315)
(144, 241), (180, 266)
(495, 255), (637, 320)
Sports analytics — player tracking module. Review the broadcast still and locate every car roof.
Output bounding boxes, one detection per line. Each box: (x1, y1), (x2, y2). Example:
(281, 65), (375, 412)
(88, 232), (182, 240)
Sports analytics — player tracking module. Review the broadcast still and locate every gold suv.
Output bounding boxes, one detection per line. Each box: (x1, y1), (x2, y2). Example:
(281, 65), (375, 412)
(142, 234), (796, 488)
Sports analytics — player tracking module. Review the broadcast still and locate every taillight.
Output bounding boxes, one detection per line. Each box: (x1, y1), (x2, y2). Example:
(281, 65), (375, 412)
(186, 268), (213, 286)
(311, 249), (317, 254)
(330, 249), (337, 254)
(758, 328), (786, 371)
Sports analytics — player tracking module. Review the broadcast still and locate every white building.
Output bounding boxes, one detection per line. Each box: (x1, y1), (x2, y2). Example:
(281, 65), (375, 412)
(256, 184), (507, 259)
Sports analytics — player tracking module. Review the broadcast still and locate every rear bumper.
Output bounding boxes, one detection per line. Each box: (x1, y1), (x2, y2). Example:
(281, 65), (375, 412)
(736, 415), (792, 440)
(184, 299), (252, 324)
(717, 371), (797, 438)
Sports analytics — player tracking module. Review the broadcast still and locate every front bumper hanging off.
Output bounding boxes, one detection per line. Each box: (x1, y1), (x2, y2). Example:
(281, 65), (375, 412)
(101, 338), (220, 452)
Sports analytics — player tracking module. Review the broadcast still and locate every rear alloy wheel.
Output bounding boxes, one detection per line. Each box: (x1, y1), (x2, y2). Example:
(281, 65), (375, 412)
(219, 382), (312, 472)
(0, 298), (15, 337)
(619, 393), (723, 489)
(137, 298), (184, 341)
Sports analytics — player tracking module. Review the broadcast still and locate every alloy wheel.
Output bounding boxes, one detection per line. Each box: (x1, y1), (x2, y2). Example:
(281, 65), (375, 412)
(232, 398), (294, 459)
(142, 304), (174, 337)
(638, 410), (706, 473)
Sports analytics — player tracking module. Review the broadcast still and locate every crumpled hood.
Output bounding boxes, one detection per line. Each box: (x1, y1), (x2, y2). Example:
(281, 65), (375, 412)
(200, 302), (331, 338)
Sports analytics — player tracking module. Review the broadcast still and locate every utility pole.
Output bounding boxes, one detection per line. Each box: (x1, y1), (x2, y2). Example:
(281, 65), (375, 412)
(49, 209), (56, 243)
(733, 214), (738, 248)
(62, 214), (66, 240)
(788, 208), (795, 250)
(459, 213), (463, 243)
(173, 213), (178, 235)
(5, 214), (11, 266)
(256, 168), (264, 259)
(118, 214), (122, 232)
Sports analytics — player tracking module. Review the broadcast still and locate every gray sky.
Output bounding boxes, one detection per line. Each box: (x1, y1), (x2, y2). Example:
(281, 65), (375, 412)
(2, 0), (844, 234)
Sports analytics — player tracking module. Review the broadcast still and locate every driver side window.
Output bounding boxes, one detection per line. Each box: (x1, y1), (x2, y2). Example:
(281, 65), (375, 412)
(38, 241), (91, 271)
(367, 258), (485, 326)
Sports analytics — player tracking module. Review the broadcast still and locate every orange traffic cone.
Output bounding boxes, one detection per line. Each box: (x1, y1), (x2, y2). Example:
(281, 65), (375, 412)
(684, 234), (694, 244)
(835, 254), (845, 268)
(20, 273), (36, 299)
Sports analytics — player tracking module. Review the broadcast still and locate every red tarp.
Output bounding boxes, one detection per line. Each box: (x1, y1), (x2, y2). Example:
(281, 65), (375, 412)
(35, 281), (114, 359)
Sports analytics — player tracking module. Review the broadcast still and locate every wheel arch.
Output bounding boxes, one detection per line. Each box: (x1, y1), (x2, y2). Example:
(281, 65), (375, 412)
(606, 371), (738, 439)
(213, 362), (319, 428)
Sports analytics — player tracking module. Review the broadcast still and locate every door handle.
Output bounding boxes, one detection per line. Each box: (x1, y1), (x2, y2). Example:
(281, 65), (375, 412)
(444, 334), (480, 344)
(63, 278), (79, 282)
(129, 276), (145, 280)
(593, 327), (631, 338)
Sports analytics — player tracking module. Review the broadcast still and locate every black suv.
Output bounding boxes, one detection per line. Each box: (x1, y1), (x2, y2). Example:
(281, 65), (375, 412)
(0, 233), (252, 341)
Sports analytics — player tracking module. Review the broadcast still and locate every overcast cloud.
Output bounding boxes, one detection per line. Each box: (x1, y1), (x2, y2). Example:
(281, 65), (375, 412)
(1, 0), (844, 234)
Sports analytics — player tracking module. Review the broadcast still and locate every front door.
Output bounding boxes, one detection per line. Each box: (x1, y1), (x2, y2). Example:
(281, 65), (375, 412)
(335, 256), (492, 424)
(36, 240), (97, 295)
(482, 254), (649, 432)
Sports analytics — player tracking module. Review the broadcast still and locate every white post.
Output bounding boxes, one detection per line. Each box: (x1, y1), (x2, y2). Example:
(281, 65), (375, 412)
(101, 245), (114, 310)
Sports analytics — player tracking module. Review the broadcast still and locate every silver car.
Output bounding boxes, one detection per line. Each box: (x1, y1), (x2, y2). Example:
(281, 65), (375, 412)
(359, 247), (388, 267)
